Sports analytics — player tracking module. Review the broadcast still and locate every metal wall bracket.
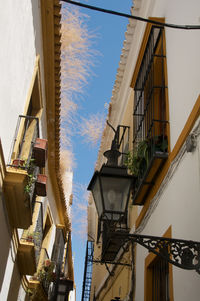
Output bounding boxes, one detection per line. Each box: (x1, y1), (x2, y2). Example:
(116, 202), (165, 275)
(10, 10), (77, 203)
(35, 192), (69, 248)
(92, 259), (131, 267)
(111, 232), (200, 274)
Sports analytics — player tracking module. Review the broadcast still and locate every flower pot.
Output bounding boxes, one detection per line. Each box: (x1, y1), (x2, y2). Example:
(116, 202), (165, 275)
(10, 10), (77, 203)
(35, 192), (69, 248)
(12, 159), (25, 167)
(27, 236), (34, 242)
(33, 138), (48, 167)
(44, 259), (51, 267)
(35, 174), (47, 196)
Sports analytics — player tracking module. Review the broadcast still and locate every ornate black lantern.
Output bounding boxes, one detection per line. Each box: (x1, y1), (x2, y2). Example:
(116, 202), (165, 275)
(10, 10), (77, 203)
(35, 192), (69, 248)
(87, 124), (200, 274)
(57, 279), (73, 300)
(88, 163), (133, 224)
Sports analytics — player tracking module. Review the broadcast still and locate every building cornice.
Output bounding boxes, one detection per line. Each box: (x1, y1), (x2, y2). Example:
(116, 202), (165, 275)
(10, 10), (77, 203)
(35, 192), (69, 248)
(95, 0), (142, 171)
(41, 0), (70, 232)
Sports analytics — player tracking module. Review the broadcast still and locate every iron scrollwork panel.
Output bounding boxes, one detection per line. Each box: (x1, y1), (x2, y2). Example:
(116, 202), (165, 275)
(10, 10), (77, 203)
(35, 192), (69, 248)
(114, 232), (200, 274)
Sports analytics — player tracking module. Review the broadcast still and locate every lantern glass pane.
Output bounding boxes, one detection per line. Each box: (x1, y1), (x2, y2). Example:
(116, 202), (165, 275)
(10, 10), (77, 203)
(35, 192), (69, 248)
(101, 176), (131, 220)
(91, 176), (103, 218)
(58, 284), (66, 293)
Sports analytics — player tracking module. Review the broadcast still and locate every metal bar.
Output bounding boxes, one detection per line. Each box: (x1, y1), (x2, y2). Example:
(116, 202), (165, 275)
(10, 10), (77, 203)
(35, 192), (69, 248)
(92, 259), (131, 267)
(63, 231), (70, 272)
(8, 115), (40, 166)
(19, 115), (39, 121)
(105, 262), (114, 276)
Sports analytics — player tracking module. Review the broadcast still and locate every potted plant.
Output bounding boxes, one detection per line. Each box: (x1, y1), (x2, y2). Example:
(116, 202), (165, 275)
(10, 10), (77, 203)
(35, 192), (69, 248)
(125, 139), (149, 177)
(37, 259), (56, 283)
(21, 230), (34, 243)
(12, 159), (25, 168)
(24, 173), (37, 195)
(32, 138), (48, 167)
(35, 174), (47, 196)
(153, 135), (168, 153)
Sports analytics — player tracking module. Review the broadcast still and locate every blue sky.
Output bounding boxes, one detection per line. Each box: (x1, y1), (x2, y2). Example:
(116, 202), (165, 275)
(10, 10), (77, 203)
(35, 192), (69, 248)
(63, 1), (133, 300)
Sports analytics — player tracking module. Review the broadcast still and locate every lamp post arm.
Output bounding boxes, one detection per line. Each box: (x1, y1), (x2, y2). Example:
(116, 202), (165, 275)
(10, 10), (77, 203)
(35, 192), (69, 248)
(112, 232), (200, 274)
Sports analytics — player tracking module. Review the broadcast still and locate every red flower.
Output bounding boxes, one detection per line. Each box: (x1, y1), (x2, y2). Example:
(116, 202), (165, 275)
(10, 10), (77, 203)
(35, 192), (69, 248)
(44, 259), (51, 267)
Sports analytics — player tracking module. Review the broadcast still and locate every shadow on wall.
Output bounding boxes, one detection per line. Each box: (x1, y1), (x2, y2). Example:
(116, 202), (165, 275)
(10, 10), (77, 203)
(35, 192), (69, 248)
(7, 260), (22, 301)
(0, 198), (12, 293)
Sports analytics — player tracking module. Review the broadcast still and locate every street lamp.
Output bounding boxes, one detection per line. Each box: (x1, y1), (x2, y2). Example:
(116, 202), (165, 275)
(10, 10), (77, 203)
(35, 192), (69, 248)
(88, 162), (133, 224)
(88, 140), (200, 274)
(56, 278), (73, 301)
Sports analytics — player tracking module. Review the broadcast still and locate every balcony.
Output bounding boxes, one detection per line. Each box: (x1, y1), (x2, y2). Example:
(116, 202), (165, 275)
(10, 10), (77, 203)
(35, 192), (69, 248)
(17, 209), (43, 276)
(28, 230), (73, 300)
(3, 115), (47, 228)
(49, 229), (74, 300)
(4, 168), (33, 228)
(131, 26), (169, 205)
(28, 280), (48, 301)
(28, 249), (53, 300)
(130, 136), (168, 205)
(17, 238), (37, 276)
(101, 222), (129, 262)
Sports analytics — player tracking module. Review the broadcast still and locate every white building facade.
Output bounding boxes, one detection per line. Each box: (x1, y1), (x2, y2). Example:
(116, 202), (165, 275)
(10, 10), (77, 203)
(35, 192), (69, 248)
(88, 0), (200, 300)
(0, 0), (74, 300)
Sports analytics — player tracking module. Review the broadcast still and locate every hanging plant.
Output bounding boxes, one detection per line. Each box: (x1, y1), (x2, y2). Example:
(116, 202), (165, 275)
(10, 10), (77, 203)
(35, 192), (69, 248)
(125, 139), (149, 177)
(37, 259), (56, 283)
(153, 135), (168, 152)
(21, 229), (34, 243)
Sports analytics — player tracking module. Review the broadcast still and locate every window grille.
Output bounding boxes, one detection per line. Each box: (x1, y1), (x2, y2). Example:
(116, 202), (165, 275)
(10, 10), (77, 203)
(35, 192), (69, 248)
(132, 26), (169, 204)
(8, 115), (39, 167)
(151, 257), (169, 301)
(133, 26), (167, 149)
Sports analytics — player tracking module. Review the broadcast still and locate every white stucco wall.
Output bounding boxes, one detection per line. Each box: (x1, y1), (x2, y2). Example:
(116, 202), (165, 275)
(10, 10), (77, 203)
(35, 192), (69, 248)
(0, 0), (37, 162)
(135, 120), (200, 300)
(0, 2), (37, 299)
(114, 0), (200, 300)
(0, 1), (52, 300)
(162, 0), (200, 150)
(132, 1), (200, 299)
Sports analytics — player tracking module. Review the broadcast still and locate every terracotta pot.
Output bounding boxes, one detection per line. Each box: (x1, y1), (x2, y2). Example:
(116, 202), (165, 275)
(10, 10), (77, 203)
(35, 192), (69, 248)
(35, 174), (47, 196)
(33, 138), (48, 167)
(27, 236), (34, 242)
(12, 159), (25, 167)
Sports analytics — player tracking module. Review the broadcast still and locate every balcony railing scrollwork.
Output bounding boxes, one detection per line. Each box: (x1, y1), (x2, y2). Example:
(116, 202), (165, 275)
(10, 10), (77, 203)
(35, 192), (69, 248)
(3, 115), (48, 228)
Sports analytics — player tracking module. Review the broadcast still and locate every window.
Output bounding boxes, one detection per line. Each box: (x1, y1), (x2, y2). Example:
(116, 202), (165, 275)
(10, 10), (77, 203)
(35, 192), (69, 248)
(10, 57), (43, 165)
(131, 22), (169, 205)
(146, 256), (169, 301)
(144, 227), (173, 301)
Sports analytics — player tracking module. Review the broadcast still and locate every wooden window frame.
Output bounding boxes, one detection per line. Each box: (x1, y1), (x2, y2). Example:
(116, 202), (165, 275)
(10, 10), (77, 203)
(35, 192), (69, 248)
(12, 56), (43, 162)
(144, 226), (174, 301)
(130, 18), (170, 206)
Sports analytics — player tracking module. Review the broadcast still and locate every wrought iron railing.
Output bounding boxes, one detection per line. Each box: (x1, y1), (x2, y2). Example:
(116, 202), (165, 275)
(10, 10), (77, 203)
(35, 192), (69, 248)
(107, 123), (130, 166)
(34, 202), (44, 265)
(49, 228), (66, 301)
(7, 115), (42, 209)
(39, 248), (52, 297)
(116, 125), (130, 166)
(132, 26), (168, 200)
(8, 115), (39, 169)
(101, 221), (129, 262)
(81, 241), (94, 301)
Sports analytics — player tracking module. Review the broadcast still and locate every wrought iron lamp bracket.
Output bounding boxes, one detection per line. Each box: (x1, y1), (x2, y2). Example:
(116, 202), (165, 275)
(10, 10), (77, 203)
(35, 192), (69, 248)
(113, 232), (200, 274)
(92, 258), (131, 276)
